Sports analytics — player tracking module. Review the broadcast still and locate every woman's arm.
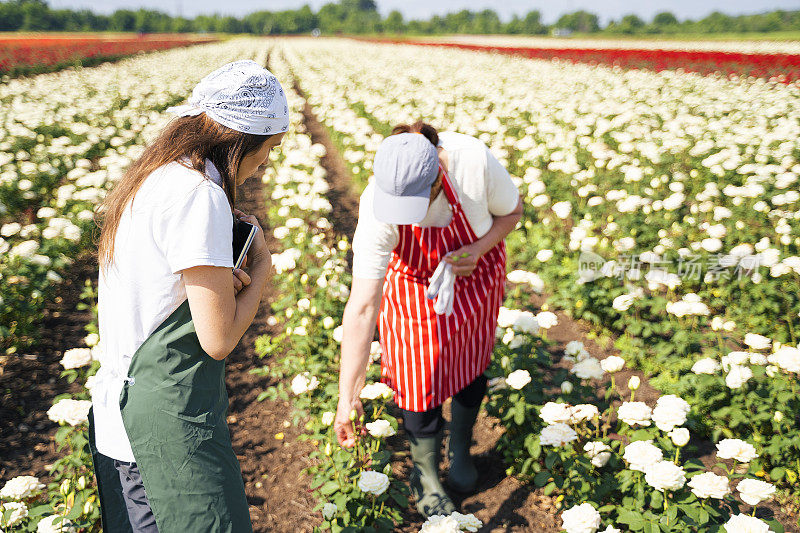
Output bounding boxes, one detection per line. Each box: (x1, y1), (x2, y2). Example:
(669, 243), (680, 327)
(182, 210), (272, 361)
(334, 276), (384, 447)
(445, 197), (523, 276)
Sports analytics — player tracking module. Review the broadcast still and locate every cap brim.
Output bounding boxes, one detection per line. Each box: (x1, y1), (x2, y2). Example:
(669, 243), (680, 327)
(373, 186), (431, 225)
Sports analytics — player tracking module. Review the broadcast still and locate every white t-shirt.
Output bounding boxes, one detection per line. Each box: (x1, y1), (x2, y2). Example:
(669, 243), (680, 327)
(92, 159), (234, 462)
(352, 131), (520, 279)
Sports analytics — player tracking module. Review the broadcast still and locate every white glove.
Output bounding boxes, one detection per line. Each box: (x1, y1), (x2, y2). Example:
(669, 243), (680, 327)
(426, 259), (455, 316)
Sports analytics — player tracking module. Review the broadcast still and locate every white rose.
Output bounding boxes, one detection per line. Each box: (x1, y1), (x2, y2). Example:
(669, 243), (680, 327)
(322, 502), (337, 520)
(600, 356), (625, 373)
(506, 369), (532, 390)
(617, 401), (652, 427)
(552, 201), (573, 219)
(716, 439), (759, 463)
(365, 419), (396, 438)
(560, 503), (601, 533)
(1, 476), (44, 500)
(769, 346), (800, 373)
(60, 347), (93, 370)
(565, 341), (585, 357)
(36, 515), (76, 533)
(0, 501), (28, 527)
(290, 372), (319, 395)
(623, 440), (663, 472)
(332, 325), (344, 343)
(687, 472), (730, 499)
(321, 411), (335, 426)
(419, 514), (460, 533)
(744, 333), (771, 350)
(535, 311), (558, 329)
(46, 399), (91, 426)
(584, 441), (612, 468)
(539, 423), (578, 447)
(651, 395), (690, 432)
(359, 382), (394, 401)
(570, 404), (599, 423)
(736, 479), (775, 506)
(83, 333), (100, 347)
(692, 358), (721, 374)
(561, 381), (574, 394)
(723, 514), (773, 533)
(536, 249), (554, 262)
(645, 460), (686, 492)
(322, 316), (335, 329)
(627, 376), (640, 390)
(357, 470), (389, 496)
(725, 365), (753, 389)
(668, 428), (690, 447)
(571, 357), (605, 380)
(601, 527), (622, 533)
(540, 402), (573, 425)
(612, 294), (635, 312)
(451, 512), (483, 532)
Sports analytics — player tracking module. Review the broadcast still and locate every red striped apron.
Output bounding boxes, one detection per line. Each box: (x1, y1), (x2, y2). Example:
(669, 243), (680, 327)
(378, 165), (507, 412)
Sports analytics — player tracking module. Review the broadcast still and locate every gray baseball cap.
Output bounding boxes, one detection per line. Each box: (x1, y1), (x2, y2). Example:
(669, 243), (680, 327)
(372, 133), (440, 224)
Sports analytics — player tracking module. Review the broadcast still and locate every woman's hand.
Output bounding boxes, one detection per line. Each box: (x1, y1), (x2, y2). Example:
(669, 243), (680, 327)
(233, 265), (251, 295)
(334, 397), (365, 448)
(233, 208), (269, 264)
(444, 242), (485, 277)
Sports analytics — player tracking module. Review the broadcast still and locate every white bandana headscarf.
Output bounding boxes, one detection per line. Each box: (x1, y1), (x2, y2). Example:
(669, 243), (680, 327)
(166, 59), (290, 135)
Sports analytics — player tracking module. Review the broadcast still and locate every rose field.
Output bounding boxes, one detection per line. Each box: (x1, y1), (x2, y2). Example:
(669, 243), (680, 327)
(0, 33), (218, 77)
(1, 35), (799, 533)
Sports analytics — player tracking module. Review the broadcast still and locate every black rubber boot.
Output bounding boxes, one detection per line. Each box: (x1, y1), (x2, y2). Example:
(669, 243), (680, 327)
(446, 400), (480, 493)
(407, 430), (456, 518)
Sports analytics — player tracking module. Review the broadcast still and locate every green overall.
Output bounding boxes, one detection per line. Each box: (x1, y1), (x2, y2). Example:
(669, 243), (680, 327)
(88, 298), (252, 532)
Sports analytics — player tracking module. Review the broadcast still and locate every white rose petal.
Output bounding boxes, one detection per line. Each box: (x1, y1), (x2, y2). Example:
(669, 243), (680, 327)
(561, 502), (601, 533)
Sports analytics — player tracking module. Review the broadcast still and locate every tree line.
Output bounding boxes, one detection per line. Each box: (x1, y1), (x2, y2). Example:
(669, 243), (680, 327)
(1, 0), (799, 35)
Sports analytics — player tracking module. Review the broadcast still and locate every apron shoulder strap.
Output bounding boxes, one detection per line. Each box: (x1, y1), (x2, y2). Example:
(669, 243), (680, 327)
(440, 164), (459, 207)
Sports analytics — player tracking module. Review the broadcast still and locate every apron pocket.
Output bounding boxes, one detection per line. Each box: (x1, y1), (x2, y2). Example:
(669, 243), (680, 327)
(155, 408), (216, 476)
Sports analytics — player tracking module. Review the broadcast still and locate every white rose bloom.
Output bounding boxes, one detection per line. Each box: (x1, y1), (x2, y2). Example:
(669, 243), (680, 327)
(736, 479), (775, 506)
(365, 419), (396, 438)
(540, 423), (578, 447)
(321, 411), (335, 426)
(688, 472), (730, 499)
(536, 249), (554, 262)
(1, 475), (45, 500)
(623, 440), (663, 472)
(332, 325), (344, 343)
(419, 514), (460, 533)
(600, 356), (625, 373)
(322, 502), (337, 520)
(565, 341), (585, 357)
(617, 401), (652, 427)
(36, 515), (76, 533)
(716, 439), (759, 463)
(0, 501), (28, 527)
(357, 471), (390, 496)
(47, 399), (91, 426)
(651, 395), (690, 432)
(612, 294), (636, 312)
(451, 512), (483, 532)
(506, 369), (532, 390)
(768, 346), (800, 373)
(723, 514), (773, 533)
(535, 311), (558, 329)
(560, 503), (601, 533)
(290, 372), (320, 395)
(561, 381), (574, 394)
(584, 441), (612, 468)
(60, 347), (93, 370)
(552, 201), (573, 219)
(725, 365), (753, 389)
(692, 358), (721, 374)
(668, 428), (690, 447)
(322, 316), (335, 329)
(539, 402), (573, 425)
(601, 527), (622, 533)
(744, 333), (771, 350)
(721, 351), (751, 370)
(571, 357), (605, 380)
(628, 376), (640, 390)
(645, 461), (686, 492)
(359, 382), (394, 401)
(701, 238), (723, 252)
(570, 404), (599, 423)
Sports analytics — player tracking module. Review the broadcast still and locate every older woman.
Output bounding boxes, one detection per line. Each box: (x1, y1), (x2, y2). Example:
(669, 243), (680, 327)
(335, 122), (522, 517)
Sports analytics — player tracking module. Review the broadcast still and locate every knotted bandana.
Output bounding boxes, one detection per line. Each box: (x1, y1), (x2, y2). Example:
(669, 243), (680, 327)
(166, 59), (290, 135)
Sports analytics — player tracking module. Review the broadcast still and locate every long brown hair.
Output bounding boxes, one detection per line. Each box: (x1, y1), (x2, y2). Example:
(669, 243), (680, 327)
(96, 113), (272, 277)
(391, 121), (438, 147)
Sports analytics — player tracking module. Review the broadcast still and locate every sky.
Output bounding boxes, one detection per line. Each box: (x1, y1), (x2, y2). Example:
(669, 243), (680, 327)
(47, 0), (800, 23)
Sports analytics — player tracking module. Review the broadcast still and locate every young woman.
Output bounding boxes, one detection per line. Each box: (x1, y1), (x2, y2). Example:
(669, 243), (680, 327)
(335, 123), (523, 517)
(89, 60), (289, 533)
